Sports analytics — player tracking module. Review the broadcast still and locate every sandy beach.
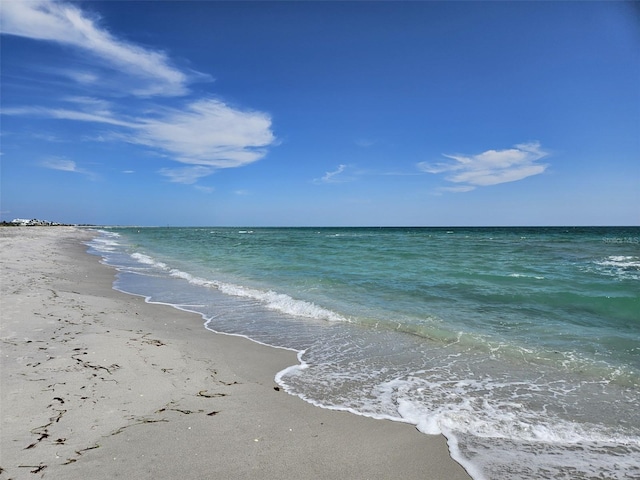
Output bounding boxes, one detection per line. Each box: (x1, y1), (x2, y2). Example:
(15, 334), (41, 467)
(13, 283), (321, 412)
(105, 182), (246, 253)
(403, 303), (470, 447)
(0, 227), (471, 480)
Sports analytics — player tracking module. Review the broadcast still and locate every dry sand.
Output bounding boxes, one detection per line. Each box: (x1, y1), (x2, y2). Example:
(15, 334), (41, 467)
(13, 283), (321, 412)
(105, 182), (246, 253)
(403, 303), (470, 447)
(0, 227), (472, 480)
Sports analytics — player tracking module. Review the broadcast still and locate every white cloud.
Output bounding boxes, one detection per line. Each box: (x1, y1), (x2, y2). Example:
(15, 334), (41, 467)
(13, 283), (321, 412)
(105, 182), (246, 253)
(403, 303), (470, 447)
(195, 185), (215, 194)
(315, 164), (348, 184)
(159, 166), (216, 184)
(3, 105), (134, 128)
(41, 158), (78, 172)
(440, 185), (476, 193)
(64, 70), (99, 85)
(0, 0), (189, 96)
(31, 132), (62, 142)
(418, 142), (549, 191)
(65, 96), (113, 112)
(131, 99), (275, 168)
(5, 99), (276, 172)
(40, 157), (95, 178)
(1, 1), (275, 183)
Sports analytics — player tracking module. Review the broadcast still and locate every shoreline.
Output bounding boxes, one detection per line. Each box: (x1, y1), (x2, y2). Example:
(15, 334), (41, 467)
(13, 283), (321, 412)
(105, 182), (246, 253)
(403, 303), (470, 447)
(0, 227), (471, 479)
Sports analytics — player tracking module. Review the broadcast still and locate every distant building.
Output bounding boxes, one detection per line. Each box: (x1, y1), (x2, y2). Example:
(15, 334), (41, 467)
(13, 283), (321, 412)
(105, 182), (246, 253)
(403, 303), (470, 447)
(10, 218), (34, 225)
(9, 218), (63, 226)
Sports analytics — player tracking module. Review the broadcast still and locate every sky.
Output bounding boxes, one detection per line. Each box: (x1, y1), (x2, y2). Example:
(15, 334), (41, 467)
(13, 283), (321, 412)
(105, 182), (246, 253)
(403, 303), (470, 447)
(1, 0), (638, 226)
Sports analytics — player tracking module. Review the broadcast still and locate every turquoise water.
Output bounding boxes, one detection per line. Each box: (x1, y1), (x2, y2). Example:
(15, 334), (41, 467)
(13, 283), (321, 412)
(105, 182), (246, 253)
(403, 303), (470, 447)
(87, 227), (640, 479)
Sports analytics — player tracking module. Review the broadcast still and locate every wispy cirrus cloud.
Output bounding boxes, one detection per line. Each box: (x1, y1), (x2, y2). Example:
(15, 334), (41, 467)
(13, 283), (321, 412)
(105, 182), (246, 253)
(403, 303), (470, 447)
(313, 164), (422, 184)
(1, 0), (276, 185)
(41, 157), (95, 179)
(6, 98), (276, 182)
(0, 0), (190, 97)
(418, 142), (549, 191)
(2, 105), (134, 128)
(41, 158), (78, 172)
(355, 138), (376, 148)
(314, 164), (349, 184)
(31, 132), (63, 142)
(158, 166), (215, 184)
(195, 185), (215, 194)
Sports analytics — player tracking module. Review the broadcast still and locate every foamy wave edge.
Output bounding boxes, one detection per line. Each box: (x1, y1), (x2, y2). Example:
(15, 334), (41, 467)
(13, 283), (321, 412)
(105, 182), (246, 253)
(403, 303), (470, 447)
(129, 252), (350, 324)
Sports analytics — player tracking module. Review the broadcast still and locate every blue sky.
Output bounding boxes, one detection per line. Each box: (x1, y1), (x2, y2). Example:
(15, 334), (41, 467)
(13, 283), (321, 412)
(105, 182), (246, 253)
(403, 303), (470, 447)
(1, 1), (638, 226)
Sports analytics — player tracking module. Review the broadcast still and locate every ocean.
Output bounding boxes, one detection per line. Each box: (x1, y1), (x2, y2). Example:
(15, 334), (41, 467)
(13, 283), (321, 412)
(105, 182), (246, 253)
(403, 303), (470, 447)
(86, 226), (640, 479)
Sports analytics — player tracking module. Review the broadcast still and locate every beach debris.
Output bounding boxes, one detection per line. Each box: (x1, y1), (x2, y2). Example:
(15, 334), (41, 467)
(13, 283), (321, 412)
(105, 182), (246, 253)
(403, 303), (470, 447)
(51, 409), (66, 423)
(24, 406), (67, 449)
(142, 337), (165, 347)
(218, 380), (240, 386)
(44, 381), (67, 391)
(174, 408), (197, 415)
(156, 406), (203, 415)
(130, 332), (166, 346)
(72, 355), (120, 374)
(75, 445), (100, 455)
(111, 418), (168, 436)
(273, 386), (280, 391)
(197, 390), (226, 398)
(24, 434), (48, 450)
(48, 396), (65, 406)
(18, 463), (47, 474)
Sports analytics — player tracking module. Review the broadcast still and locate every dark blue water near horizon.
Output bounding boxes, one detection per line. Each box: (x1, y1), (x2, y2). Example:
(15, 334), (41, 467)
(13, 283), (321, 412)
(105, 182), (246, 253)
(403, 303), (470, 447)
(87, 226), (640, 480)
